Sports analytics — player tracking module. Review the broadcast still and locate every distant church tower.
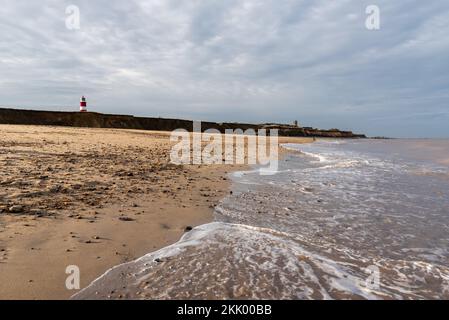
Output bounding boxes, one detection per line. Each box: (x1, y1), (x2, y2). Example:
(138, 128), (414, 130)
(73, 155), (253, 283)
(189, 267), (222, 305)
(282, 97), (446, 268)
(80, 96), (87, 112)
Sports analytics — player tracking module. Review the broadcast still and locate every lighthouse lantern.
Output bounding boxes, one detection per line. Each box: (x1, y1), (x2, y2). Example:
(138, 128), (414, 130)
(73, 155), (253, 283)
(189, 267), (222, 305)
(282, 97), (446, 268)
(80, 96), (87, 112)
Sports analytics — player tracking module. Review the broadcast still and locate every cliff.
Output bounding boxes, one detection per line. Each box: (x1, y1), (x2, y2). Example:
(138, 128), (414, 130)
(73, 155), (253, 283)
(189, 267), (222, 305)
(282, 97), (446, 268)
(0, 108), (365, 138)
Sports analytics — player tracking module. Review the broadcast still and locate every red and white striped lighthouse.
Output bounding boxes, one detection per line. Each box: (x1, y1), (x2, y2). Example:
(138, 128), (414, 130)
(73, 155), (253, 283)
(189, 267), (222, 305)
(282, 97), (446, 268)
(80, 96), (87, 112)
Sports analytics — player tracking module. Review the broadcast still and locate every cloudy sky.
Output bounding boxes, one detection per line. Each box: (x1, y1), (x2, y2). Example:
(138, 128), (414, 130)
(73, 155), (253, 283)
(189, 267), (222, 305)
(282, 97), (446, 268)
(0, 1), (448, 137)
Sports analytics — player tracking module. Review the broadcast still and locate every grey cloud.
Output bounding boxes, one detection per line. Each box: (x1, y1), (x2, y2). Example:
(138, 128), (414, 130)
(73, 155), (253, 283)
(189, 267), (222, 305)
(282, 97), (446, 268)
(0, 0), (448, 137)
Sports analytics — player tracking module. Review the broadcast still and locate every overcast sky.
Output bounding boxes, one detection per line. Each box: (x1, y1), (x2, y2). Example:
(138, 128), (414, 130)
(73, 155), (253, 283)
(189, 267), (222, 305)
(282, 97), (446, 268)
(0, 1), (448, 137)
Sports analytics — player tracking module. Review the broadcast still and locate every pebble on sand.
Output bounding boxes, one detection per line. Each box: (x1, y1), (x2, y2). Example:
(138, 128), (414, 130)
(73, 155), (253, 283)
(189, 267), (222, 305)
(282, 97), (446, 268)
(8, 205), (24, 213)
(118, 216), (135, 222)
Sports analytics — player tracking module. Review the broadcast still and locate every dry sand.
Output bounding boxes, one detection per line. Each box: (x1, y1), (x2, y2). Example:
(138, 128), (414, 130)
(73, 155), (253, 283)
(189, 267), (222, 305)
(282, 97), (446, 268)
(0, 124), (310, 299)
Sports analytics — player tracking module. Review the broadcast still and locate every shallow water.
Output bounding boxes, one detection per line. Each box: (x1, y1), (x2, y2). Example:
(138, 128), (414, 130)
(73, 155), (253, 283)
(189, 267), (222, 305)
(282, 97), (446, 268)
(75, 139), (449, 300)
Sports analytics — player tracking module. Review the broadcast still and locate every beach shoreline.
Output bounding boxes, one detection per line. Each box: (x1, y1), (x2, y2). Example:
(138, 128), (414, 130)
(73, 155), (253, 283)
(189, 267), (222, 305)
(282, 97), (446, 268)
(0, 125), (233, 299)
(0, 124), (310, 299)
(72, 138), (449, 300)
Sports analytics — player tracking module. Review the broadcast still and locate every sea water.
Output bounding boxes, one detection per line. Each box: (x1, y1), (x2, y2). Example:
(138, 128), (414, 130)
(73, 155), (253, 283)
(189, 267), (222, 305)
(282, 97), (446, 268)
(74, 139), (449, 300)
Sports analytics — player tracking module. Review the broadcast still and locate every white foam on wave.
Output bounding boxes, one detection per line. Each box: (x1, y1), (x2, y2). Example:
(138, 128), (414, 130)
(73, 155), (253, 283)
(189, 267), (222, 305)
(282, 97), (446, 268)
(300, 151), (330, 163)
(74, 222), (390, 299)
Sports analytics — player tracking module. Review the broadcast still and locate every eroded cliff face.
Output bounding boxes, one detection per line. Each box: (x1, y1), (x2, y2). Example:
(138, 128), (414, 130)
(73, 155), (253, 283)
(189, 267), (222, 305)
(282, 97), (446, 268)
(0, 108), (365, 138)
(0, 108), (258, 132)
(278, 127), (366, 138)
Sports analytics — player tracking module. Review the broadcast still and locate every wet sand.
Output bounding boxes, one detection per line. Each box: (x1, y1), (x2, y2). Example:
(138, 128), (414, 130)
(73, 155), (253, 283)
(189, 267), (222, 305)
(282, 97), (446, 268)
(0, 124), (309, 299)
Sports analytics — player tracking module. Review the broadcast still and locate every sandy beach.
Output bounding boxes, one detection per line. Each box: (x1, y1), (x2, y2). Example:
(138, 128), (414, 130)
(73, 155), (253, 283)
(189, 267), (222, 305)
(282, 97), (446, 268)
(0, 124), (309, 299)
